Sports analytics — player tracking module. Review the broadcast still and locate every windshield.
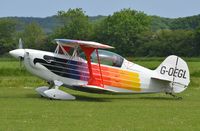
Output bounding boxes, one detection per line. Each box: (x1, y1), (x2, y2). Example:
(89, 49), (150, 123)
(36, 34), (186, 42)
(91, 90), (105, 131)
(80, 49), (124, 67)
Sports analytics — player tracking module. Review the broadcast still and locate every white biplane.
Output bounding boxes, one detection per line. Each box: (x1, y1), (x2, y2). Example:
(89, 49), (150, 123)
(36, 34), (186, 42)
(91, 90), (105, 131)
(9, 39), (190, 100)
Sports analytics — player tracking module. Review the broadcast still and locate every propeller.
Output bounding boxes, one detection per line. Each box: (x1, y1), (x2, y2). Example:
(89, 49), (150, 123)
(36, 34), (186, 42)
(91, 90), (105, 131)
(18, 38), (24, 69)
(18, 38), (23, 49)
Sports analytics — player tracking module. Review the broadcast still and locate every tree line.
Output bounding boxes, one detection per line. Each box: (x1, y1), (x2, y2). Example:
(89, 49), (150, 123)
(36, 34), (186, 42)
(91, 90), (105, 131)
(0, 8), (200, 57)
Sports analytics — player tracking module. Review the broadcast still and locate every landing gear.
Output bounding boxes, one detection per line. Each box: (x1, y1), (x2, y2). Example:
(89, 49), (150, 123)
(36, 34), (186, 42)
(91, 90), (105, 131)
(35, 80), (76, 100)
(165, 92), (182, 99)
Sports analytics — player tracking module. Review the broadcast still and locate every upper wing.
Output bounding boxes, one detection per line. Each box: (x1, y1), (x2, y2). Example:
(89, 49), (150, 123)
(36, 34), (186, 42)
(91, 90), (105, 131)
(54, 39), (114, 49)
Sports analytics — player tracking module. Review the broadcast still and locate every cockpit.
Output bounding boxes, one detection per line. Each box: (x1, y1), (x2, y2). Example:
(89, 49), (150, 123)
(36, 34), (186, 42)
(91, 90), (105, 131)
(89, 50), (124, 67)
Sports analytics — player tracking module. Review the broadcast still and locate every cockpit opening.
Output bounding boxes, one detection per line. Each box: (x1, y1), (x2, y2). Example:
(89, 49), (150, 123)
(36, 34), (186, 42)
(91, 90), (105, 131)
(80, 49), (124, 67)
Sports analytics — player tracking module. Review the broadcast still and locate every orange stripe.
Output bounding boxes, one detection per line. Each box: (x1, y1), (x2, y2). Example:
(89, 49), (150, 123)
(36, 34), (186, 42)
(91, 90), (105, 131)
(91, 63), (141, 91)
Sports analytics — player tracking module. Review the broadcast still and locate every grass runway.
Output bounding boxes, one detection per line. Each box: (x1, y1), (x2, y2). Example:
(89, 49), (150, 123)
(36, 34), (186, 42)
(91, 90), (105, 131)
(0, 59), (200, 131)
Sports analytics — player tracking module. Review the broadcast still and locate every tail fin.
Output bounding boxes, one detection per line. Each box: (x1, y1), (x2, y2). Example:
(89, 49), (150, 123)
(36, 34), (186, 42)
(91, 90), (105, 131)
(153, 55), (190, 93)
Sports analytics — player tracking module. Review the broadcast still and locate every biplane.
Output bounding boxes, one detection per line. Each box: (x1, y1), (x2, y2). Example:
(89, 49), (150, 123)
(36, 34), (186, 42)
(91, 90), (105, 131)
(9, 39), (190, 100)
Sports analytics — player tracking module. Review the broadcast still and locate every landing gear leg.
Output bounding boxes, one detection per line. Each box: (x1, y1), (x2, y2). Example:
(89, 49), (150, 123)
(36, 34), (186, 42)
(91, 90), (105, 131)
(47, 81), (54, 89)
(166, 92), (182, 99)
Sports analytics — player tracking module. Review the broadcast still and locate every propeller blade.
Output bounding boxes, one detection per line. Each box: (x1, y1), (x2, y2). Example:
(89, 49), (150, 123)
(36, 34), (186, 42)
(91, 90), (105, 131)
(18, 38), (23, 49)
(18, 38), (24, 69)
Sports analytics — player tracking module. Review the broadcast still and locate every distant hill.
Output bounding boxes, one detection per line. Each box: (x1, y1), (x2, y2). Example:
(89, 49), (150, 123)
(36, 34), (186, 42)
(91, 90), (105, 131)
(0, 16), (63, 33)
(151, 16), (172, 31)
(151, 14), (200, 31)
(1, 14), (200, 33)
(0, 15), (107, 34)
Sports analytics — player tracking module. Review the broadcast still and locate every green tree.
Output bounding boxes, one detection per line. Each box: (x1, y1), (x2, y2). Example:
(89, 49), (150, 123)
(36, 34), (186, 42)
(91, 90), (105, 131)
(94, 8), (151, 56)
(136, 30), (194, 57)
(193, 26), (200, 56)
(151, 16), (171, 31)
(0, 19), (17, 55)
(19, 22), (46, 49)
(52, 8), (93, 40)
(170, 15), (200, 30)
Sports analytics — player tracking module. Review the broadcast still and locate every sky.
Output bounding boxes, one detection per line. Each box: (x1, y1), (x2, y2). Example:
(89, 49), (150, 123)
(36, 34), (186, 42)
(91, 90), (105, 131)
(0, 0), (200, 18)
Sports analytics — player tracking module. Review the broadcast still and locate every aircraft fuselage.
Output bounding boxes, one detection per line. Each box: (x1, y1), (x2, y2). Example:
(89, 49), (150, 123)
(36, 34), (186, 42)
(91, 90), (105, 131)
(19, 49), (168, 93)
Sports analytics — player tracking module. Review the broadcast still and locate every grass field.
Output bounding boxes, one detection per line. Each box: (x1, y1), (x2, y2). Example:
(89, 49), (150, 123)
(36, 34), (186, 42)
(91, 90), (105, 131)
(0, 58), (200, 131)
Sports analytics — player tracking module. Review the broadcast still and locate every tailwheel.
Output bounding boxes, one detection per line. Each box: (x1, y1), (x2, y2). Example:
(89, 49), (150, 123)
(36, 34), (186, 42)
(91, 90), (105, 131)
(36, 80), (76, 100)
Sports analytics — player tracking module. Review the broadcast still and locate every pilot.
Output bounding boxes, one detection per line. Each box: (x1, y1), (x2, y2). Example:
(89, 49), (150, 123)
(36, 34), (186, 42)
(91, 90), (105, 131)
(112, 56), (118, 67)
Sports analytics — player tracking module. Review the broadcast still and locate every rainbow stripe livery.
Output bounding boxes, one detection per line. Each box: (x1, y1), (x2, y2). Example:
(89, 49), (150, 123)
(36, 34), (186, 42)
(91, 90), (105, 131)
(9, 39), (190, 100)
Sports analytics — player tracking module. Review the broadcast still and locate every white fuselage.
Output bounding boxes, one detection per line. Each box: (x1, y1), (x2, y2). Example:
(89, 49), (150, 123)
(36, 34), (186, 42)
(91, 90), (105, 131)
(16, 49), (170, 93)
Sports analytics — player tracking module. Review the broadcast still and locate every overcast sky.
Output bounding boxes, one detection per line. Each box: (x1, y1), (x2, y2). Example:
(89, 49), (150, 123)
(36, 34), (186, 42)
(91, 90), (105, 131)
(0, 0), (200, 18)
